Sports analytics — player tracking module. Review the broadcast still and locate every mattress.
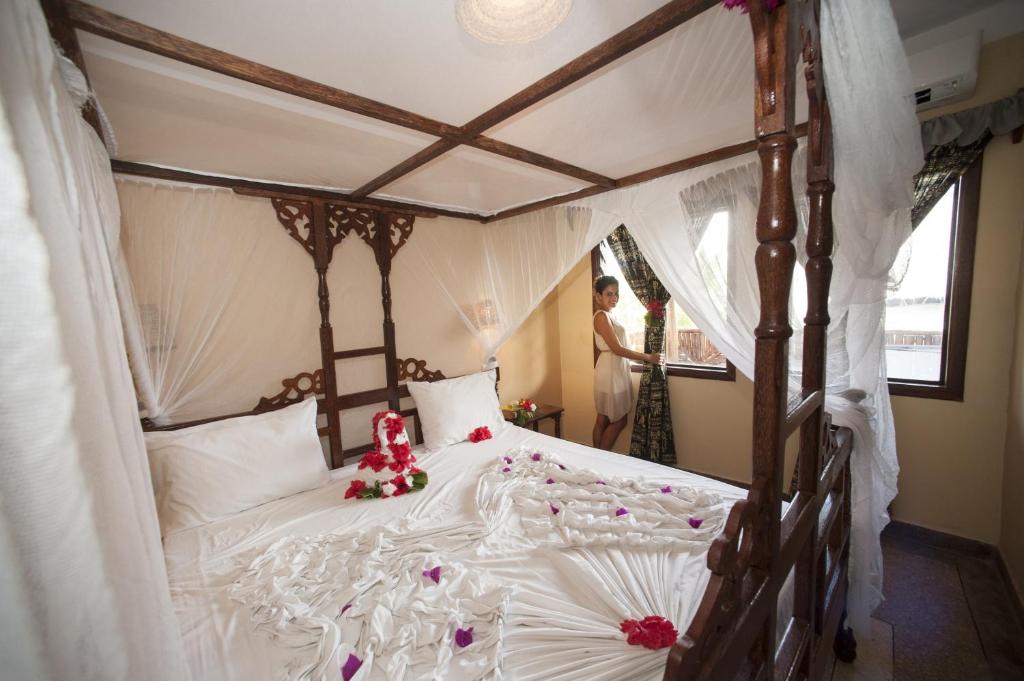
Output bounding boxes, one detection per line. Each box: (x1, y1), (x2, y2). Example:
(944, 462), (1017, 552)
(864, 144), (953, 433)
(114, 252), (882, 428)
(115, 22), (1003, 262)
(163, 425), (749, 681)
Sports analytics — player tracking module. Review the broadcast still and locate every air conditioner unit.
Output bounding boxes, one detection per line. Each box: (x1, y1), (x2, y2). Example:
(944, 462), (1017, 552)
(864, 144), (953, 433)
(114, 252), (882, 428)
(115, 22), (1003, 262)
(907, 31), (981, 112)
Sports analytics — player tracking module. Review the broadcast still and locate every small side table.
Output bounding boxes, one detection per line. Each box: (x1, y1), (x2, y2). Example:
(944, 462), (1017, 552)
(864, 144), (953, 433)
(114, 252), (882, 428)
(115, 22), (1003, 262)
(503, 403), (564, 438)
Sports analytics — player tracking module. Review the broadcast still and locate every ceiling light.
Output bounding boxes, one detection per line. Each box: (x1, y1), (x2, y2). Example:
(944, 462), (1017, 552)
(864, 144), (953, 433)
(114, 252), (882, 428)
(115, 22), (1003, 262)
(456, 0), (572, 45)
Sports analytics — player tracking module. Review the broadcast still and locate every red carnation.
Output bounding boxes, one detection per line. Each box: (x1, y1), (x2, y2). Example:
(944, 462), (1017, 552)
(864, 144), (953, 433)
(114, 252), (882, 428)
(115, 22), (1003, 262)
(468, 426), (492, 443)
(619, 616), (678, 650)
(344, 479), (367, 499)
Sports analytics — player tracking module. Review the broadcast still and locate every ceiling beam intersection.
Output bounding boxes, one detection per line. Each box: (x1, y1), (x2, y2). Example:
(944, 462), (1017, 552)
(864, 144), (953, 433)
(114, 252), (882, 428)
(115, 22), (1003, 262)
(349, 0), (720, 199)
(66, 0), (616, 191)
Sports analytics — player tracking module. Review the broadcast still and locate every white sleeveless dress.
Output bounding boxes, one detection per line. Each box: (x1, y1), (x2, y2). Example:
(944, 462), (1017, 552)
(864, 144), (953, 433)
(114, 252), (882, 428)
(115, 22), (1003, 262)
(593, 310), (634, 421)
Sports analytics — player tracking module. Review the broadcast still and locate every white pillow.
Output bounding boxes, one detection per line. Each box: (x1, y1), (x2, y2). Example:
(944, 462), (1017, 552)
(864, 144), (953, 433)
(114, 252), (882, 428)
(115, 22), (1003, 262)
(406, 370), (507, 451)
(144, 398), (330, 535)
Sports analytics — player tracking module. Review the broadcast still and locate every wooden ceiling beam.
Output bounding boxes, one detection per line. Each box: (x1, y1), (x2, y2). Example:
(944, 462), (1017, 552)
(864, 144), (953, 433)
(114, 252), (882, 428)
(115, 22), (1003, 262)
(67, 0), (616, 196)
(482, 123), (808, 222)
(110, 160), (488, 221)
(66, 0), (459, 138)
(351, 0), (719, 198)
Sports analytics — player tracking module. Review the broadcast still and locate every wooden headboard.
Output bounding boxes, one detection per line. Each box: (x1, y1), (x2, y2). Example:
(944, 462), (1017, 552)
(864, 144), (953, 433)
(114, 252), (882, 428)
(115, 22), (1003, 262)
(139, 198), (480, 469)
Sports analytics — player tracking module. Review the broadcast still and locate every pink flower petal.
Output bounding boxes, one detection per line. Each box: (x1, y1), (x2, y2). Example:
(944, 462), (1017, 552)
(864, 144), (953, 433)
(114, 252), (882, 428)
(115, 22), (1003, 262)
(595, 480), (607, 485)
(422, 566), (442, 584)
(502, 467), (511, 473)
(455, 626), (474, 648)
(341, 603), (352, 615)
(531, 453), (542, 462)
(558, 464), (567, 470)
(549, 503), (560, 515)
(546, 478), (555, 484)
(661, 485), (672, 494)
(688, 517), (704, 529)
(341, 653), (362, 681)
(503, 456), (513, 464)
(616, 507), (629, 517)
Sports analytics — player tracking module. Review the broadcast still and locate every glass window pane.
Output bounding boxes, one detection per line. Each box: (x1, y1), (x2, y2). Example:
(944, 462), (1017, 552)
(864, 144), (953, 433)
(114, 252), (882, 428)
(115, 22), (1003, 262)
(885, 185), (955, 382)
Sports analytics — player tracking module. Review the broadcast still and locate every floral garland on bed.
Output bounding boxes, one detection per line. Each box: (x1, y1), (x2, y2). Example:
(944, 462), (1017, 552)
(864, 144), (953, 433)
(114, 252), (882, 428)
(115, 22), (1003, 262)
(345, 410), (428, 499)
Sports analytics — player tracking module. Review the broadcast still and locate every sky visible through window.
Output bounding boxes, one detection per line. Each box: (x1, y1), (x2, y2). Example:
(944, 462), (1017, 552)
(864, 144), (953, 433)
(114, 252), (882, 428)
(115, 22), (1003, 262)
(885, 185), (955, 382)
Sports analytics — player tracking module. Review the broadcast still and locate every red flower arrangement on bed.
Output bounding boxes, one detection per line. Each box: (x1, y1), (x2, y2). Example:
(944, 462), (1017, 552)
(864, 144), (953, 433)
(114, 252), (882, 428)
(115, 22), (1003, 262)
(345, 410), (428, 500)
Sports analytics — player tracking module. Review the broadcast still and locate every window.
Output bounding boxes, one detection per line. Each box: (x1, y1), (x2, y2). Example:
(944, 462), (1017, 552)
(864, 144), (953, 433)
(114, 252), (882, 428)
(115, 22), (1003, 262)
(885, 156), (981, 400)
(591, 221), (735, 381)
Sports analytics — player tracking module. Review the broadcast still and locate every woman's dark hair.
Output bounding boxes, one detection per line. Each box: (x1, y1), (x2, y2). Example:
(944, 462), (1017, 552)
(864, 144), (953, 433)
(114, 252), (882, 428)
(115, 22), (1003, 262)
(593, 275), (619, 294)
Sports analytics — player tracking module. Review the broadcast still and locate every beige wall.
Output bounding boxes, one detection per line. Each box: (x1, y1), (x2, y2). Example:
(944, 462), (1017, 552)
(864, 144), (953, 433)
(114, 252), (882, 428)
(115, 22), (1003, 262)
(1003, 240), (1024, 599)
(500, 33), (1024, 552)
(889, 32), (1024, 544)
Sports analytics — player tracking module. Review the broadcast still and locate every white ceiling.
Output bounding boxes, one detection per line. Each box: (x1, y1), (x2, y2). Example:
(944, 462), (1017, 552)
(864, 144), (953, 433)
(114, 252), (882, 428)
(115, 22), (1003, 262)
(80, 1), (1011, 216)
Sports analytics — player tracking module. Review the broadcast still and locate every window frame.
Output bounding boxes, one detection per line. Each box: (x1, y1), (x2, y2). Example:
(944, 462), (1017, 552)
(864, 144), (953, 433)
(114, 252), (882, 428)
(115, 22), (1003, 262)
(887, 154), (981, 401)
(590, 243), (736, 382)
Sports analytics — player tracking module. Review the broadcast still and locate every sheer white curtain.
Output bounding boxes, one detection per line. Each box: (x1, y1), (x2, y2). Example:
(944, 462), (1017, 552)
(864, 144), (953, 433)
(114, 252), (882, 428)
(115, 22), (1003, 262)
(0, 0), (189, 678)
(116, 180), (321, 424)
(405, 206), (621, 367)
(408, 0), (920, 635)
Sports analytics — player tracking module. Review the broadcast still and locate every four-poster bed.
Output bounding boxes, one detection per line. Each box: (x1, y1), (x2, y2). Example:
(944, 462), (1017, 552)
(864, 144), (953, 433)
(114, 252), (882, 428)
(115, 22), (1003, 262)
(40, 0), (878, 679)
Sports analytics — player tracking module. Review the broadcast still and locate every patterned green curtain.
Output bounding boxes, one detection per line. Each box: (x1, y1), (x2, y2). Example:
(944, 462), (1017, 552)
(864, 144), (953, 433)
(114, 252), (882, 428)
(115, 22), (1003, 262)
(605, 225), (676, 464)
(912, 133), (990, 228)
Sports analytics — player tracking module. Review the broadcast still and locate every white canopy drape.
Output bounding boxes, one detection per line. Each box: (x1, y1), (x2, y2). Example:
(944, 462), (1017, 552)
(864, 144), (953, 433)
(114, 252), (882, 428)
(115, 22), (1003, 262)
(405, 0), (923, 635)
(0, 0), (189, 678)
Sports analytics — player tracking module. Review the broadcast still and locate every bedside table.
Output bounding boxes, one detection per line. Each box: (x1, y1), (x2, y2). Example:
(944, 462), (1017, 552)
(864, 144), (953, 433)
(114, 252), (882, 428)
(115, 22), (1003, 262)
(502, 403), (564, 438)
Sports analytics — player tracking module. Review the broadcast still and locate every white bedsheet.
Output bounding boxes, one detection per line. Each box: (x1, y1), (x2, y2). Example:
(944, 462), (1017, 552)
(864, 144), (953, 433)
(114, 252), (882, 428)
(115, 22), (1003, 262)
(163, 426), (748, 681)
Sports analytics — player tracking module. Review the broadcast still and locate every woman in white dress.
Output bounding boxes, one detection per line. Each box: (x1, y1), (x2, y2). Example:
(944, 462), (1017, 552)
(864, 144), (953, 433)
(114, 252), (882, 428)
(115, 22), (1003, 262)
(592, 275), (661, 450)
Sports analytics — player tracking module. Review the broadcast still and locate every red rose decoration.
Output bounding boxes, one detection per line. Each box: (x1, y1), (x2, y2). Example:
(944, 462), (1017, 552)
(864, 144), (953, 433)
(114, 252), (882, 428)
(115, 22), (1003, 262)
(468, 426), (492, 443)
(344, 479), (368, 499)
(359, 451), (388, 473)
(619, 616), (678, 650)
(391, 475), (411, 496)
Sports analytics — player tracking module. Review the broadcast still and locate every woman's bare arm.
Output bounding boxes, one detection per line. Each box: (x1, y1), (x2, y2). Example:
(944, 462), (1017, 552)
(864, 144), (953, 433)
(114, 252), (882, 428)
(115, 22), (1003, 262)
(594, 312), (662, 364)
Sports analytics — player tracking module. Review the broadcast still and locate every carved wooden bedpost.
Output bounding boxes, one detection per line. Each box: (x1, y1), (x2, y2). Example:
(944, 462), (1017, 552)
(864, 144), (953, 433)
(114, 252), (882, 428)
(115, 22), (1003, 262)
(795, 0), (835, 674)
(310, 203), (345, 468)
(374, 212), (401, 411)
(748, 0), (798, 670)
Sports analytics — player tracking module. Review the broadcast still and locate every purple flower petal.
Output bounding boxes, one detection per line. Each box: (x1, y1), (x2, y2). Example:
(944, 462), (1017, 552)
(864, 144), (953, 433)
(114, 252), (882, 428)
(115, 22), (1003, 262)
(558, 464), (567, 470)
(616, 507), (629, 517)
(530, 453), (542, 462)
(502, 467), (511, 473)
(549, 503), (560, 515)
(595, 480), (607, 485)
(688, 517), (704, 529)
(503, 456), (513, 464)
(422, 566), (441, 584)
(661, 485), (672, 494)
(546, 478), (555, 484)
(455, 626), (474, 648)
(341, 653), (362, 681)
(341, 602), (352, 615)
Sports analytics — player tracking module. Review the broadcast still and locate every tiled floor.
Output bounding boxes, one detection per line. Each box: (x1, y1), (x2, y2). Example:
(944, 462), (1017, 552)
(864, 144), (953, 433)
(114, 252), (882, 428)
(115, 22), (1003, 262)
(829, 525), (1024, 681)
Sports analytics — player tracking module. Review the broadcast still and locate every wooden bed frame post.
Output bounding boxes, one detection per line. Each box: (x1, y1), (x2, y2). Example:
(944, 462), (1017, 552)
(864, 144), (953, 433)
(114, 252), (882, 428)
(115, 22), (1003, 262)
(374, 212), (402, 411)
(311, 202), (345, 468)
(748, 0), (798, 672)
(796, 0), (835, 675)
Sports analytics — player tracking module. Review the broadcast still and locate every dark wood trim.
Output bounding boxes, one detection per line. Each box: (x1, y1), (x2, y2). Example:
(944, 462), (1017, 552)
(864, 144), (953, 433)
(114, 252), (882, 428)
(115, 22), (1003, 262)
(109, 159), (491, 220)
(485, 124), (808, 223)
(66, 0), (458, 138)
(888, 154), (981, 401)
(465, 136), (616, 188)
(40, 0), (103, 138)
(590, 246), (603, 365)
(463, 0), (719, 134)
(352, 0), (719, 197)
(350, 139), (457, 198)
(69, 0), (618, 196)
(651, 361), (736, 381)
